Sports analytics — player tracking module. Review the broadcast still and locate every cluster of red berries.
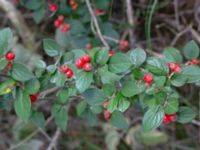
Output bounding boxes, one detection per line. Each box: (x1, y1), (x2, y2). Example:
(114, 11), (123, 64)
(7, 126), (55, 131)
(54, 16), (70, 33)
(168, 62), (181, 73)
(70, 0), (78, 10)
(103, 100), (111, 121)
(119, 40), (129, 50)
(143, 73), (154, 87)
(30, 93), (39, 103)
(75, 55), (92, 71)
(187, 59), (199, 66)
(59, 65), (74, 79)
(95, 9), (105, 16)
(163, 114), (176, 124)
(48, 2), (58, 12)
(5, 51), (15, 70)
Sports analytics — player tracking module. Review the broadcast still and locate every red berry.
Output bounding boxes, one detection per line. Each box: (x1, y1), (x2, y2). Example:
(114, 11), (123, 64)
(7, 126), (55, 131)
(30, 93), (39, 103)
(48, 3), (58, 12)
(81, 55), (91, 63)
(163, 115), (170, 124)
(109, 50), (114, 57)
(167, 114), (177, 121)
(191, 59), (199, 65)
(95, 9), (105, 16)
(75, 58), (84, 69)
(104, 110), (111, 121)
(143, 73), (153, 83)
(5, 52), (15, 61)
(71, 3), (78, 10)
(119, 40), (129, 50)
(83, 63), (92, 71)
(66, 69), (73, 79)
(86, 43), (92, 50)
(70, 0), (76, 5)
(103, 100), (109, 108)
(60, 65), (69, 73)
(54, 20), (62, 28)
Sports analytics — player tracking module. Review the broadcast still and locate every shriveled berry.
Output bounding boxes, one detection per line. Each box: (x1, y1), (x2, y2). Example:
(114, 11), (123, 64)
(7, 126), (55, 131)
(143, 73), (153, 83)
(75, 58), (84, 69)
(86, 43), (92, 50)
(81, 55), (91, 63)
(191, 59), (199, 65)
(103, 100), (109, 108)
(119, 40), (129, 50)
(104, 110), (111, 121)
(6, 62), (12, 70)
(66, 69), (73, 79)
(5, 52), (15, 61)
(48, 3), (58, 12)
(60, 65), (69, 73)
(83, 63), (92, 71)
(95, 9), (105, 16)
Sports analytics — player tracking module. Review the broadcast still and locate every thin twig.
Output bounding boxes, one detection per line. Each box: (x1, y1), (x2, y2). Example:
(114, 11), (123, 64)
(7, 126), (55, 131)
(8, 116), (53, 150)
(47, 128), (61, 150)
(170, 25), (192, 46)
(85, 0), (109, 49)
(40, 87), (60, 99)
(126, 0), (135, 47)
(192, 120), (200, 126)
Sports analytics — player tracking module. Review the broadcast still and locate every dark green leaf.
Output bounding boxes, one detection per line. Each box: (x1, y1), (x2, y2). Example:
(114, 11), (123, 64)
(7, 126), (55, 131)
(24, 78), (40, 95)
(108, 53), (132, 73)
(163, 47), (183, 63)
(57, 88), (69, 103)
(11, 62), (34, 82)
(33, 6), (45, 24)
(182, 66), (200, 83)
(142, 107), (164, 132)
(31, 111), (45, 129)
(95, 48), (109, 65)
(0, 59), (8, 70)
(76, 101), (87, 116)
(129, 48), (147, 67)
(146, 57), (169, 75)
(183, 40), (199, 60)
(43, 39), (62, 57)
(82, 88), (107, 106)
(76, 71), (93, 93)
(177, 106), (196, 123)
(0, 28), (13, 56)
(170, 73), (187, 87)
(164, 97), (179, 114)
(110, 111), (128, 129)
(14, 89), (31, 122)
(94, 0), (110, 9)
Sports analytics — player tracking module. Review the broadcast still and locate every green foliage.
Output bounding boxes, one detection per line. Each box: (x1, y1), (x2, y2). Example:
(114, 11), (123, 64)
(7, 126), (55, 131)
(0, 28), (13, 56)
(177, 106), (196, 123)
(183, 40), (199, 60)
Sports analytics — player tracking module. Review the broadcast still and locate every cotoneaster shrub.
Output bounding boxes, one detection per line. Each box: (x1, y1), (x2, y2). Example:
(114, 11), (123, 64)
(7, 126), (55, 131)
(0, 27), (199, 132)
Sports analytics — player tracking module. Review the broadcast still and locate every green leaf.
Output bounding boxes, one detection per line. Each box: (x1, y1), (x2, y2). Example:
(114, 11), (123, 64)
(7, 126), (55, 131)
(43, 39), (62, 57)
(95, 48), (109, 65)
(142, 107), (164, 132)
(14, 89), (31, 122)
(110, 111), (128, 129)
(24, 78), (40, 95)
(102, 84), (116, 97)
(76, 101), (87, 116)
(146, 57), (169, 75)
(52, 104), (68, 130)
(31, 111), (45, 129)
(0, 28), (13, 56)
(121, 80), (145, 97)
(69, 20), (86, 35)
(177, 106), (196, 123)
(94, 0), (110, 9)
(0, 59), (8, 70)
(24, 0), (42, 10)
(170, 73), (187, 87)
(82, 88), (107, 106)
(50, 71), (66, 87)
(108, 53), (132, 73)
(98, 66), (121, 84)
(57, 88), (69, 103)
(75, 71), (93, 93)
(107, 97), (118, 113)
(33, 6), (45, 24)
(11, 62), (34, 82)
(118, 98), (130, 112)
(182, 66), (200, 83)
(154, 76), (166, 87)
(183, 40), (199, 60)
(129, 48), (147, 67)
(0, 79), (16, 95)
(164, 97), (179, 114)
(163, 47), (183, 63)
